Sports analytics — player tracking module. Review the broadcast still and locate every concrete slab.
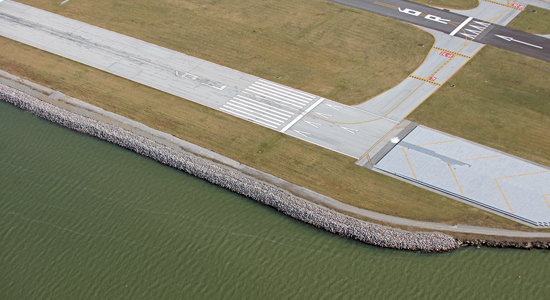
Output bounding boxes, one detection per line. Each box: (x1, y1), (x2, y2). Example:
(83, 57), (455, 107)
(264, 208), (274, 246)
(450, 0), (523, 26)
(376, 126), (550, 225)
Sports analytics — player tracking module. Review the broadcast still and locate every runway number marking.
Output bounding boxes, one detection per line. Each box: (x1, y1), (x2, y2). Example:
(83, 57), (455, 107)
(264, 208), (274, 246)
(439, 51), (454, 58)
(398, 7), (450, 24)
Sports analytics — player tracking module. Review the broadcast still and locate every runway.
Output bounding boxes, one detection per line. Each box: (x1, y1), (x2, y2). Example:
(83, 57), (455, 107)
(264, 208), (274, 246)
(327, 0), (550, 62)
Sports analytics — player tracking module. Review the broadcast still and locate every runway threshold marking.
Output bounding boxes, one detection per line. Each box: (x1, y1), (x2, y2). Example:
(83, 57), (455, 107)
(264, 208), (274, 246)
(280, 98), (324, 133)
(447, 163), (465, 196)
(450, 17), (473, 36)
(409, 75), (442, 85)
(402, 147), (417, 179)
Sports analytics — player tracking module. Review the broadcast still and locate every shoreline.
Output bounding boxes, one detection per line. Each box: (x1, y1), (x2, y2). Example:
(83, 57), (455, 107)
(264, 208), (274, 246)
(0, 79), (459, 252)
(1, 71), (550, 251)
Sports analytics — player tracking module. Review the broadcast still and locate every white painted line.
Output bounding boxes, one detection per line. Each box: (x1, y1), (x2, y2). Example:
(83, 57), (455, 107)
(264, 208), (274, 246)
(223, 103), (283, 125)
(450, 17), (473, 36)
(253, 82), (313, 101)
(246, 87), (308, 106)
(257, 79), (315, 98)
(280, 98), (325, 133)
(340, 126), (358, 134)
(250, 84), (311, 104)
(233, 97), (293, 117)
(495, 34), (543, 49)
(303, 121), (321, 128)
(293, 130), (311, 138)
(315, 112), (332, 119)
(228, 100), (288, 121)
(220, 107), (279, 129)
(244, 89), (303, 108)
(239, 93), (298, 111)
(235, 96), (294, 116)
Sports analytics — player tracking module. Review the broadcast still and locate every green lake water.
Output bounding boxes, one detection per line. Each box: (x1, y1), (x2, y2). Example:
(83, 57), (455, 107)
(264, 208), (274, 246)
(1, 100), (550, 299)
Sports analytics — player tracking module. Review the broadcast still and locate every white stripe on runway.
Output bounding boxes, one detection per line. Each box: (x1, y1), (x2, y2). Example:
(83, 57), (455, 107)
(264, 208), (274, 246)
(257, 79), (316, 98)
(223, 103), (284, 125)
(246, 87), (309, 106)
(229, 100), (289, 121)
(235, 96), (294, 117)
(250, 84), (311, 104)
(280, 98), (325, 133)
(220, 107), (279, 129)
(227, 101), (288, 122)
(252, 82), (314, 101)
(450, 17), (473, 36)
(244, 89), (303, 108)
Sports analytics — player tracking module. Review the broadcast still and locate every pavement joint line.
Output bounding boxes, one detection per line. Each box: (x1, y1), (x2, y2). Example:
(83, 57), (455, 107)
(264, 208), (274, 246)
(460, 154), (502, 162)
(409, 75), (442, 86)
(432, 47), (471, 58)
(449, 17), (473, 36)
(280, 98), (324, 133)
(402, 147), (417, 179)
(483, 0), (525, 10)
(447, 163), (465, 196)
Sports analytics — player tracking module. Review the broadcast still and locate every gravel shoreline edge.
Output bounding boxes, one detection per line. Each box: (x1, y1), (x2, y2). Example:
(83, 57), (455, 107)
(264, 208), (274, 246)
(0, 80), (462, 252)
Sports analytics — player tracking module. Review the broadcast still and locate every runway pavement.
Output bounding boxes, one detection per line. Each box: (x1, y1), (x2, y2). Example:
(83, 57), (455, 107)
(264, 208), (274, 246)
(1, 0), (549, 226)
(327, 0), (550, 62)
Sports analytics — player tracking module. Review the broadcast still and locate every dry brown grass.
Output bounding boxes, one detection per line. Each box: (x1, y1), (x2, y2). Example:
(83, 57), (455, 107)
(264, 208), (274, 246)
(409, 46), (550, 167)
(507, 5), (550, 34)
(1, 36), (542, 232)
(17, 0), (433, 105)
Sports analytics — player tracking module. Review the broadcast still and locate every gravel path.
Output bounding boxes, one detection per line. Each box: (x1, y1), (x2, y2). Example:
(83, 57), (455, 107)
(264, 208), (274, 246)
(0, 83), (460, 252)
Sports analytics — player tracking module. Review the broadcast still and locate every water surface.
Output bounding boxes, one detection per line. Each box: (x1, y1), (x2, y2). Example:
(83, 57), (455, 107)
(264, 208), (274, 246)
(1, 100), (549, 299)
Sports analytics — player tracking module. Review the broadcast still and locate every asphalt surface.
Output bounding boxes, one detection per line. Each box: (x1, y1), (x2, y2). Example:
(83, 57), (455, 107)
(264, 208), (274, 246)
(328, 0), (550, 62)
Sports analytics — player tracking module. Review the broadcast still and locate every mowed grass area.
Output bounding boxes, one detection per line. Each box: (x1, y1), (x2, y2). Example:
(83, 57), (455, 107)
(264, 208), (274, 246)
(411, 0), (479, 10)
(507, 5), (550, 34)
(0, 36), (533, 231)
(16, 0), (433, 106)
(409, 46), (550, 167)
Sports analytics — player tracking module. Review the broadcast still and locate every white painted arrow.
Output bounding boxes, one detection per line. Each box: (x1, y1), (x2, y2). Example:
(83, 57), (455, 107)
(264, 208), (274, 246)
(495, 35), (543, 49)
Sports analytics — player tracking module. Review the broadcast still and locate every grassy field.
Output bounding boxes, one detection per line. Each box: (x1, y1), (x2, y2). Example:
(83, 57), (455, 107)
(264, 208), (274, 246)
(507, 5), (550, 34)
(16, 0), (433, 106)
(408, 46), (550, 167)
(0, 35), (532, 232)
(411, 0), (479, 10)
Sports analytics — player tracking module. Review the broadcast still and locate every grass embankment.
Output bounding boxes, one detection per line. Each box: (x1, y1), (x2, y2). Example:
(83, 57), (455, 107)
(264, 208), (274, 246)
(0, 36), (529, 231)
(409, 46), (550, 167)
(410, 0), (479, 10)
(507, 5), (550, 34)
(16, 0), (432, 106)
